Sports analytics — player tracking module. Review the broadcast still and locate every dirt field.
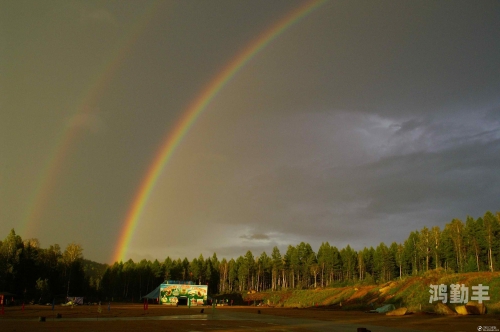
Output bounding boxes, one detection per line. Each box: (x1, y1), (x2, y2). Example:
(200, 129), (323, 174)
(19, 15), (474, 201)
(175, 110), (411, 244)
(1, 304), (499, 331)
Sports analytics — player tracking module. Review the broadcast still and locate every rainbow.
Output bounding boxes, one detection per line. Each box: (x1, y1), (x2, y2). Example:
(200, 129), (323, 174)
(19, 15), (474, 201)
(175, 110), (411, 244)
(113, 0), (327, 263)
(19, 1), (163, 238)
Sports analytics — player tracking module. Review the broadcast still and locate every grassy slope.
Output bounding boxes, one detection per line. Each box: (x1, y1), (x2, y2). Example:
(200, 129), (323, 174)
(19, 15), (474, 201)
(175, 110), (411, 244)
(243, 270), (500, 313)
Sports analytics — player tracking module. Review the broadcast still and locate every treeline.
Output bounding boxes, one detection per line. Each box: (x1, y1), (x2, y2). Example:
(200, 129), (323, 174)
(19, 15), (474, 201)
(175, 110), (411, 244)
(1, 211), (499, 302)
(0, 230), (106, 303)
(97, 210), (500, 301)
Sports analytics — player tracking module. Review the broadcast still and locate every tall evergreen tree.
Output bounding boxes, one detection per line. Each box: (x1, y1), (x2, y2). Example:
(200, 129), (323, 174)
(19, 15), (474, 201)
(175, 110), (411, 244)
(483, 211), (499, 272)
(228, 258), (238, 292)
(270, 246), (282, 290)
(464, 216), (484, 272)
(445, 219), (466, 272)
(340, 245), (356, 281)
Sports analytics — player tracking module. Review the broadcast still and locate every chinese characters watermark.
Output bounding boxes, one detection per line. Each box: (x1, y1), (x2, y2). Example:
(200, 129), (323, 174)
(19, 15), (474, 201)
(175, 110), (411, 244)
(429, 284), (490, 304)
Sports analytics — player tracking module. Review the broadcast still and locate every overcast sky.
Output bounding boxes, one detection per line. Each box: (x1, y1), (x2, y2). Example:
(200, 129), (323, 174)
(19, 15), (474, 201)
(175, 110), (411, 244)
(2, 0), (500, 263)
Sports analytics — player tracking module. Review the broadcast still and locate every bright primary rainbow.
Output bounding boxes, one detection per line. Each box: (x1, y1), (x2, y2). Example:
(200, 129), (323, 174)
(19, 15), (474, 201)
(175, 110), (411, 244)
(113, 0), (327, 263)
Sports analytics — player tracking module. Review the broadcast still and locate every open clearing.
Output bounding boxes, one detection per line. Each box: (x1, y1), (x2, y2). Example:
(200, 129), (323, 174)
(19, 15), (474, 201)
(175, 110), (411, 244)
(1, 304), (499, 331)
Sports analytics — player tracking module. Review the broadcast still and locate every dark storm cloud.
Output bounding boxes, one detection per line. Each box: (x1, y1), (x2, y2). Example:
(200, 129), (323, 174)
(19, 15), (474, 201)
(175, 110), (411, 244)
(263, 0), (500, 119)
(201, 108), (500, 251)
(355, 140), (500, 217)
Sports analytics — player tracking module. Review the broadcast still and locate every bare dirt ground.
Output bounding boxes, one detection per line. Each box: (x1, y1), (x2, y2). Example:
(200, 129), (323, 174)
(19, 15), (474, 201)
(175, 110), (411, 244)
(1, 304), (499, 332)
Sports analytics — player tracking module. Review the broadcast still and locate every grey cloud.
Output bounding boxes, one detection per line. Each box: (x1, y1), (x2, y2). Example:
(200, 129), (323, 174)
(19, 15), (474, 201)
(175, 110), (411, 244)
(239, 233), (270, 240)
(392, 118), (429, 135)
(210, 242), (281, 260)
(484, 107), (500, 125)
(332, 139), (500, 223)
(206, 113), (500, 251)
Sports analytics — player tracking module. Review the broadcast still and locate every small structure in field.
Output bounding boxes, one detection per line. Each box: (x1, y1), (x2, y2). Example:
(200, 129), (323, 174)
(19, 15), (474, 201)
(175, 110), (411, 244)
(144, 280), (208, 306)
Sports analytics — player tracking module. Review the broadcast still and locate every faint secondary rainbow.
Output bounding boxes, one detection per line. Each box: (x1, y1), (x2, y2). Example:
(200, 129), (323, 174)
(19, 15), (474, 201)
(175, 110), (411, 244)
(18, 1), (163, 238)
(113, 0), (327, 263)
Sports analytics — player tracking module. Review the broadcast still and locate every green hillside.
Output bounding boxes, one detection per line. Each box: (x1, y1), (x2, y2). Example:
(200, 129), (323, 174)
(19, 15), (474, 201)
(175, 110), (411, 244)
(243, 270), (500, 313)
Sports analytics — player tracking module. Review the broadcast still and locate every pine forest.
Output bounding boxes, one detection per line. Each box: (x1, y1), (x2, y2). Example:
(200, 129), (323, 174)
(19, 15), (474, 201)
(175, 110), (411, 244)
(1, 211), (499, 304)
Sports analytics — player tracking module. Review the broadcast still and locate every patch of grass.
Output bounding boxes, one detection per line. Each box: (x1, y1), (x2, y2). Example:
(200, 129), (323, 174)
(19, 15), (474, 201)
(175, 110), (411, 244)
(260, 287), (357, 308)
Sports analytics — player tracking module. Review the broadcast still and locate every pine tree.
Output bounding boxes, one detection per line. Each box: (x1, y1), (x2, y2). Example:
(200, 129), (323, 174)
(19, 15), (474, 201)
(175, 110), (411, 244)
(271, 246), (282, 290)
(464, 216), (484, 272)
(340, 245), (357, 281)
(404, 231), (420, 275)
(483, 211), (499, 272)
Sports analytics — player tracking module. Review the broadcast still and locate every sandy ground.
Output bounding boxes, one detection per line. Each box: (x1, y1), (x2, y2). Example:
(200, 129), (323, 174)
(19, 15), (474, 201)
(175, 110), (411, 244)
(1, 304), (499, 331)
